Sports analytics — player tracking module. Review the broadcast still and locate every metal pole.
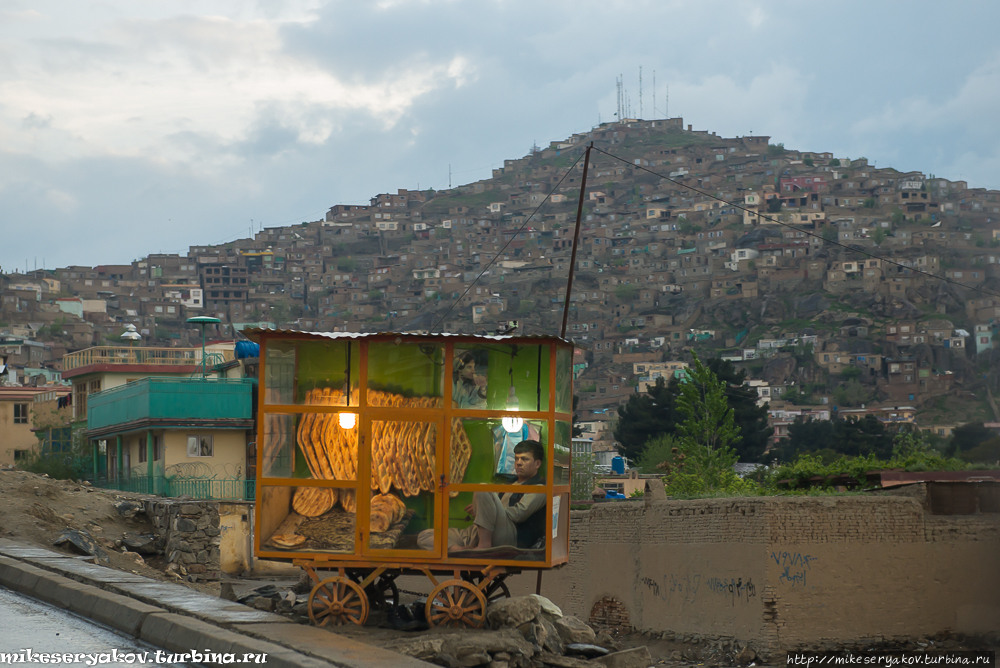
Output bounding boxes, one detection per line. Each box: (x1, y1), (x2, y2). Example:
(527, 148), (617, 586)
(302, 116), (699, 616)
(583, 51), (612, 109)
(560, 144), (593, 339)
(201, 325), (207, 378)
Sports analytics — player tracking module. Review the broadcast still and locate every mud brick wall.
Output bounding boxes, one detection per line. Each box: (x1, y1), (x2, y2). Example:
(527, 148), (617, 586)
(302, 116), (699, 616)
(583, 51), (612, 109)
(519, 496), (1000, 655)
(144, 499), (222, 578)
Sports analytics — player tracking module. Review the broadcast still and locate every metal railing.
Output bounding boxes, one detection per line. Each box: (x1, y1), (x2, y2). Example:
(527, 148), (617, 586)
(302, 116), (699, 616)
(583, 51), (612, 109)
(64, 346), (235, 371)
(93, 475), (255, 501)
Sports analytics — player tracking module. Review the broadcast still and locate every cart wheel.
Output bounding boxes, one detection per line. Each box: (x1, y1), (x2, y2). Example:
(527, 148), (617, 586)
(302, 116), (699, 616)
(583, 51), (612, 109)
(426, 579), (487, 629)
(308, 577), (369, 627)
(350, 572), (400, 611)
(462, 572), (511, 605)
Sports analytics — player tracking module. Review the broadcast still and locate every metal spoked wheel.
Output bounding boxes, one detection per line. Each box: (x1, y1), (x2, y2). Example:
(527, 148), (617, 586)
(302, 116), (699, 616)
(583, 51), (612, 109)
(308, 576), (369, 627)
(462, 572), (511, 606)
(425, 579), (487, 629)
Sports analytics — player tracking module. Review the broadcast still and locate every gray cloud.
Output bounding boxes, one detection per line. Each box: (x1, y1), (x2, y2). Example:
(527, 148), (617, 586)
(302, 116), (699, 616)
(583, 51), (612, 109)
(2, 0), (1000, 270)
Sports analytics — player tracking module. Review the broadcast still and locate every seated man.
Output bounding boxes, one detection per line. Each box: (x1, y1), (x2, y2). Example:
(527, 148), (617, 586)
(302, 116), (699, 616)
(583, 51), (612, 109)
(458, 439), (546, 551)
(416, 439), (546, 552)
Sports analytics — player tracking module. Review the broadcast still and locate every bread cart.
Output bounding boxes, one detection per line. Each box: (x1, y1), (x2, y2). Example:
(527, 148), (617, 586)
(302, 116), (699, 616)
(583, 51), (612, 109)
(246, 330), (574, 628)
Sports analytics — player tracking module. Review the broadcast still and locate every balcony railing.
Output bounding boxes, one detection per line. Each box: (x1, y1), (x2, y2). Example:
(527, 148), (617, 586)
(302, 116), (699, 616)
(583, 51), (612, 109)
(88, 377), (253, 432)
(93, 475), (254, 501)
(64, 346), (234, 371)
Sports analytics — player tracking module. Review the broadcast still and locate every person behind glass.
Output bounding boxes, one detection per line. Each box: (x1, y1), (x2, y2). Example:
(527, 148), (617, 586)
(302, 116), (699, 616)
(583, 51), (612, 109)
(458, 439), (546, 551)
(453, 351), (487, 408)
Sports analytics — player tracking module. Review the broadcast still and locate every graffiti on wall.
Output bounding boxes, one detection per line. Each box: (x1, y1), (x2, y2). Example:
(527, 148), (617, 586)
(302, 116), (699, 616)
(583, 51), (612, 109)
(771, 550), (817, 588)
(641, 572), (756, 607)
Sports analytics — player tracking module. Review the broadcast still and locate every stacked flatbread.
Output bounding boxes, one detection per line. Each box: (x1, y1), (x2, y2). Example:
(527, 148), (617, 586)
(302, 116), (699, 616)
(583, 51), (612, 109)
(287, 388), (472, 508)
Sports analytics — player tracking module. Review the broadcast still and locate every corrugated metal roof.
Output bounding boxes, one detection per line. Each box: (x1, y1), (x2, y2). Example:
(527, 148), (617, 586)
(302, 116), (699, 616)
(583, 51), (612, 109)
(241, 328), (571, 344)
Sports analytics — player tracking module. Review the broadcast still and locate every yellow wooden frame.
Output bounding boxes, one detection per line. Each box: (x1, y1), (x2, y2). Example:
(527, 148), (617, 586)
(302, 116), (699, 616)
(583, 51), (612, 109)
(253, 331), (573, 570)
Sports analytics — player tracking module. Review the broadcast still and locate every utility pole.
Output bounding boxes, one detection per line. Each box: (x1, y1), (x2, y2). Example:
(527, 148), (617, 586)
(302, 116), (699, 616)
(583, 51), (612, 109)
(561, 143), (593, 339)
(448, 164), (452, 189)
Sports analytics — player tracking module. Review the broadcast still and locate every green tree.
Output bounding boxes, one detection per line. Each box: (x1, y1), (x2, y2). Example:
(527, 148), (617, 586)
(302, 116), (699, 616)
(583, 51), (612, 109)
(832, 379), (873, 407)
(871, 227), (887, 245)
(766, 197), (783, 214)
(676, 352), (741, 453)
(829, 159), (841, 167)
(705, 359), (773, 462)
(947, 422), (994, 457)
(337, 257), (356, 272)
(822, 226), (838, 242)
(803, 157), (814, 167)
(613, 376), (683, 460)
(862, 197), (877, 209)
(767, 143), (785, 157)
(614, 284), (638, 301)
(891, 209), (905, 226)
(636, 434), (682, 473)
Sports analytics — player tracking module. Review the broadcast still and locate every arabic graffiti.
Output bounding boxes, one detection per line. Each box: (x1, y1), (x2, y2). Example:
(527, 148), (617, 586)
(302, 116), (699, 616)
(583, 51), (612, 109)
(641, 573), (755, 606)
(771, 550), (817, 588)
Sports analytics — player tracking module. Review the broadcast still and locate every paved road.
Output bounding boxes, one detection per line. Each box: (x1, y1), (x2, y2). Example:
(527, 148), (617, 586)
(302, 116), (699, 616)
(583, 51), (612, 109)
(0, 587), (186, 666)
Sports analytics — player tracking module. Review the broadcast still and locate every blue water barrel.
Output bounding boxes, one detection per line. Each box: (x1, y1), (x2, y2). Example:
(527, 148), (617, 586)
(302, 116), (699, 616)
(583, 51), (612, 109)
(611, 456), (625, 475)
(235, 340), (260, 359)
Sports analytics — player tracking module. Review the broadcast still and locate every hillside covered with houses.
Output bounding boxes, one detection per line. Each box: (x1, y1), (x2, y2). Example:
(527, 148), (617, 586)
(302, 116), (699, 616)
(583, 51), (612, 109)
(6, 116), (1000, 465)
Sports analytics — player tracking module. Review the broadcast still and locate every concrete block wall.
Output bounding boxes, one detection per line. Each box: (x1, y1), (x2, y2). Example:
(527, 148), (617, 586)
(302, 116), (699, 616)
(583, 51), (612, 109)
(522, 496), (1000, 655)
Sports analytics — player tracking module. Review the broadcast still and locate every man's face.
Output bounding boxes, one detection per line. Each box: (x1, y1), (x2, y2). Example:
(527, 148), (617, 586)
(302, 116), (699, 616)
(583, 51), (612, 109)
(460, 361), (476, 380)
(514, 451), (541, 481)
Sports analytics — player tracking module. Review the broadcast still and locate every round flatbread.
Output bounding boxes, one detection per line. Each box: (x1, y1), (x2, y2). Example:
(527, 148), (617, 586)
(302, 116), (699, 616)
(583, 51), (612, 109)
(292, 487), (337, 518)
(271, 533), (306, 548)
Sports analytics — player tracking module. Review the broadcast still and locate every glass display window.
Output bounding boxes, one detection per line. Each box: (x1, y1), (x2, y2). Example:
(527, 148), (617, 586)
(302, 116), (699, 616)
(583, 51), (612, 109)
(452, 344), (550, 412)
(553, 421), (572, 486)
(259, 484), (356, 555)
(367, 419), (440, 553)
(555, 346), (573, 414)
(367, 341), (444, 403)
(443, 486), (550, 563)
(452, 418), (548, 485)
(261, 412), (358, 481)
(263, 339), (360, 407)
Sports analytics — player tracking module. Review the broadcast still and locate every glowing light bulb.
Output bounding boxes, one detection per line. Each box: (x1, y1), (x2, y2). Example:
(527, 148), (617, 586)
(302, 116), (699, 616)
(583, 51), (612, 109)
(502, 415), (523, 433)
(502, 386), (522, 433)
(339, 412), (357, 429)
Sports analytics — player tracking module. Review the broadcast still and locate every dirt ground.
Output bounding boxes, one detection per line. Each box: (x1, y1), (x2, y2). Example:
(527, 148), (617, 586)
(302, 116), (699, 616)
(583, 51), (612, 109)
(0, 467), (221, 596)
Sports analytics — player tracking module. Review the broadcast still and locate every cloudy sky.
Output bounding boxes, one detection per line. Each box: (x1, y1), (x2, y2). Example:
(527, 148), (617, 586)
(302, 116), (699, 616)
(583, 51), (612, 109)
(3, 0), (1000, 271)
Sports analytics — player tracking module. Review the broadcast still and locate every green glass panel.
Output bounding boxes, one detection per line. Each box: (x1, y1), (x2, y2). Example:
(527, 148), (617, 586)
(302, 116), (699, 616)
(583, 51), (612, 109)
(368, 419), (438, 552)
(261, 412), (358, 480)
(263, 339), (360, 406)
(444, 488), (549, 555)
(453, 344), (549, 411)
(554, 421), (571, 486)
(367, 342), (444, 401)
(259, 485), (354, 554)
(454, 418), (547, 485)
(555, 346), (573, 414)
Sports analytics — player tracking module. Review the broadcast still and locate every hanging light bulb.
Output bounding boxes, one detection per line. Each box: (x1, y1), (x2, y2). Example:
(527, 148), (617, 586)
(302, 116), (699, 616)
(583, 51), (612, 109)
(339, 412), (357, 430)
(502, 385), (523, 433)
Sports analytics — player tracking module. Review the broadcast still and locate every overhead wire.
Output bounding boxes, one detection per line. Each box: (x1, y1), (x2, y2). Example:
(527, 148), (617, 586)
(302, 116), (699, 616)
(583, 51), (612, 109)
(590, 146), (1000, 302)
(431, 152), (587, 333)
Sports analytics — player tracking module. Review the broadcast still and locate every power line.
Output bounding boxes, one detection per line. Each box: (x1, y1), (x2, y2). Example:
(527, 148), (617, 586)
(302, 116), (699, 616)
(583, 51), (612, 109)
(590, 146), (1000, 302)
(431, 151), (587, 333)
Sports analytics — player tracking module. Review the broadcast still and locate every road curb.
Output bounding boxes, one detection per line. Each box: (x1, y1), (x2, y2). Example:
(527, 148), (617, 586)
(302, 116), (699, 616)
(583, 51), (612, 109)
(0, 544), (432, 667)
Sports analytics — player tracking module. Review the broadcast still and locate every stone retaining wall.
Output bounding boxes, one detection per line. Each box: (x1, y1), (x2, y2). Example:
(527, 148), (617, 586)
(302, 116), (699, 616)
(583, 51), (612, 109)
(144, 499), (223, 578)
